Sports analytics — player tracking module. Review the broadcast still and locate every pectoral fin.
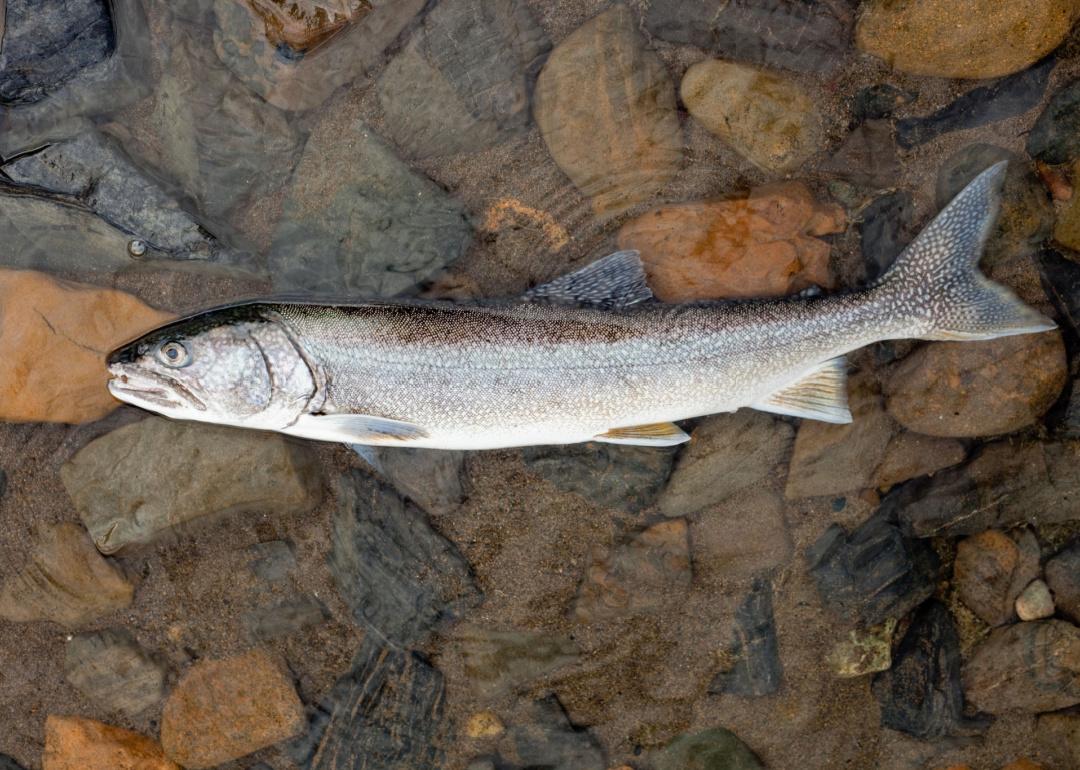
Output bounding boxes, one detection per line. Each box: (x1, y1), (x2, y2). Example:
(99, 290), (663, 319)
(751, 357), (852, 424)
(285, 414), (429, 444)
(594, 422), (690, 446)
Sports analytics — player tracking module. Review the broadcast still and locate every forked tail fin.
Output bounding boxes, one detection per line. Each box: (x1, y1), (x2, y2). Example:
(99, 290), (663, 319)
(877, 161), (1056, 341)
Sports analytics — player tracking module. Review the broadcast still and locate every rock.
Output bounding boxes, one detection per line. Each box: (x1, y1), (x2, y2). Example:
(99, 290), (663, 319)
(64, 629), (166, 717)
(1035, 711), (1080, 768)
(161, 649), (304, 768)
(806, 512), (940, 627)
(368, 447), (467, 515)
(821, 120), (900, 190)
(1029, 77), (1080, 165)
(856, 0), (1078, 79)
(653, 728), (763, 770)
(0, 523), (133, 628)
(466, 710), (505, 740)
(532, 5), (681, 215)
(680, 60), (822, 174)
(619, 184), (844, 303)
(1039, 246), (1080, 336)
(0, 270), (171, 423)
(691, 490), (793, 579)
(454, 625), (578, 695)
(330, 470), (481, 646)
(243, 595), (330, 642)
(1046, 542), (1080, 623)
(896, 57), (1056, 148)
(61, 417), (321, 554)
(574, 519), (691, 622)
(523, 442), (675, 514)
(247, 540), (297, 584)
(1053, 164), (1080, 251)
(860, 191), (917, 282)
(872, 601), (990, 738)
(953, 529), (1040, 626)
(963, 619), (1080, 713)
(500, 696), (606, 770)
(268, 123), (471, 297)
(1001, 761), (1045, 770)
(1016, 579), (1056, 621)
(874, 431), (968, 491)
(853, 84), (916, 124)
(43, 715), (179, 770)
(709, 578), (782, 696)
(0, 755), (22, 770)
(292, 636), (447, 770)
(826, 619), (896, 678)
(376, 0), (550, 158)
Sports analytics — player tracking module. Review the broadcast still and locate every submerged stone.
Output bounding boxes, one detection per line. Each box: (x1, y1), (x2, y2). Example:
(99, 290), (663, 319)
(499, 696), (606, 770)
(367, 446), (467, 515)
(1046, 541), (1080, 624)
(709, 578), (782, 697)
(1029, 77), (1080, 165)
(860, 191), (916, 282)
(821, 120), (899, 190)
(454, 625), (578, 695)
(653, 728), (763, 770)
(44, 715), (179, 770)
(243, 594), (329, 642)
(64, 629), (166, 717)
(953, 529), (1040, 627)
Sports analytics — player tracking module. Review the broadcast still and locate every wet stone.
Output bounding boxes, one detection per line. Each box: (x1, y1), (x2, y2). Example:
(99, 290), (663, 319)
(368, 446), (467, 515)
(0, 756), (22, 770)
(44, 715), (179, 770)
(692, 490), (793, 580)
(1045, 541), (1080, 624)
(465, 710), (505, 740)
(64, 629), (166, 717)
(1016, 579), (1056, 621)
(820, 120), (900, 190)
(826, 619), (896, 678)
(498, 696), (606, 770)
(953, 529), (1040, 627)
(244, 594), (330, 642)
(1029, 77), (1080, 165)
(853, 84), (916, 124)
(454, 625), (578, 696)
(1038, 246), (1080, 336)
(872, 601), (990, 739)
(860, 191), (916, 282)
(653, 728), (763, 770)
(709, 578), (782, 697)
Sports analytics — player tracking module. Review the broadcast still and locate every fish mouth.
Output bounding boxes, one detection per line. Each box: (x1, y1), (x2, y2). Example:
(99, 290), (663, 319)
(107, 366), (207, 412)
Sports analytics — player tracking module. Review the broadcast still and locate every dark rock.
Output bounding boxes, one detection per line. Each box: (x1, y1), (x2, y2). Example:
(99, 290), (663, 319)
(371, 447), (467, 515)
(454, 625), (578, 695)
(244, 595), (330, 642)
(897, 56), (1055, 148)
(852, 84), (916, 124)
(860, 191), (916, 282)
(523, 442), (675, 514)
(1046, 541), (1080, 624)
(64, 629), (166, 717)
(499, 696), (606, 770)
(330, 470), (481, 647)
(1038, 246), (1080, 337)
(709, 578), (782, 697)
(653, 728), (763, 770)
(806, 512), (940, 627)
(821, 120), (900, 189)
(0, 468), (6, 500)
(292, 636), (447, 770)
(953, 529), (1040, 626)
(0, 755), (24, 770)
(872, 601), (991, 738)
(1029, 77), (1080, 165)
(247, 540), (296, 584)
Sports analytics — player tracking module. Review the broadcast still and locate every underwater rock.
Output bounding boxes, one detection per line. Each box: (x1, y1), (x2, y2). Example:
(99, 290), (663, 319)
(368, 446), (467, 515)
(161, 650), (304, 769)
(43, 715), (179, 770)
(852, 84), (916, 124)
(64, 629), (166, 717)
(1053, 165), (1080, 251)
(1029, 77), (1080, 164)
(454, 625), (578, 696)
(533, 5), (681, 215)
(860, 190), (917, 282)
(0, 523), (133, 628)
(0, 756), (22, 770)
(653, 728), (763, 770)
(1038, 246), (1080, 336)
(680, 60), (823, 174)
(953, 529), (1040, 627)
(826, 619), (896, 678)
(465, 711), (505, 740)
(499, 696), (606, 770)
(820, 120), (900, 190)
(618, 183), (844, 302)
(243, 594), (330, 642)
(856, 0), (1078, 79)
(1035, 711), (1080, 768)
(1046, 542), (1080, 623)
(709, 578), (782, 696)
(1016, 579), (1056, 621)
(376, 0), (550, 159)
(61, 417), (321, 554)
(692, 490), (793, 579)
(330, 470), (481, 646)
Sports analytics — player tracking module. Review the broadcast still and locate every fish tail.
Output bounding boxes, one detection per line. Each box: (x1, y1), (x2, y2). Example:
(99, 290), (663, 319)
(876, 161), (1056, 341)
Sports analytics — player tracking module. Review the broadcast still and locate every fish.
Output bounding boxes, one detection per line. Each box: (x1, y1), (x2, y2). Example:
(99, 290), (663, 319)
(107, 162), (1056, 450)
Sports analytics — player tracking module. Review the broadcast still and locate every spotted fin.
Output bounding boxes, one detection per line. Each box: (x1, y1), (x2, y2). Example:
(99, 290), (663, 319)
(523, 250), (652, 310)
(285, 414), (429, 444)
(594, 422), (690, 446)
(752, 358), (851, 424)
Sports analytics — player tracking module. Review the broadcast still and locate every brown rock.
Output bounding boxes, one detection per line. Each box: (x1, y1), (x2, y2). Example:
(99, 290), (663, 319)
(821, 120), (900, 190)
(873, 430), (967, 490)
(1046, 541), (1080, 624)
(618, 183), (844, 302)
(884, 332), (1067, 438)
(465, 709), (504, 739)
(0, 269), (171, 424)
(1053, 161), (1080, 250)
(160, 649), (305, 768)
(856, 0), (1080, 79)
(953, 529), (1039, 627)
(1035, 711), (1080, 767)
(242, 0), (372, 51)
(1016, 579), (1055, 621)
(0, 523), (134, 628)
(963, 619), (1080, 713)
(533, 5), (682, 215)
(43, 715), (179, 770)
(692, 490), (793, 580)
(1001, 759), (1044, 770)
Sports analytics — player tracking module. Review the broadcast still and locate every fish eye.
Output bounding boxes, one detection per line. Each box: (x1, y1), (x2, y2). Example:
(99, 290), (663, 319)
(157, 340), (191, 368)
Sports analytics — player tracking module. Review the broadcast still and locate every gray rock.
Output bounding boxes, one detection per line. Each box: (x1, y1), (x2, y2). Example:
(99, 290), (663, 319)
(371, 447), (467, 515)
(500, 696), (606, 770)
(1029, 76), (1080, 164)
(244, 595), (330, 642)
(860, 190), (916, 282)
(0, 468), (6, 500)
(1046, 541), (1080, 624)
(247, 540), (297, 584)
(330, 470), (481, 646)
(269, 124), (472, 297)
(454, 625), (578, 695)
(820, 120), (899, 190)
(653, 728), (763, 770)
(64, 629), (166, 717)
(852, 84), (916, 124)
(709, 578), (782, 697)
(0, 756), (25, 770)
(60, 417), (322, 554)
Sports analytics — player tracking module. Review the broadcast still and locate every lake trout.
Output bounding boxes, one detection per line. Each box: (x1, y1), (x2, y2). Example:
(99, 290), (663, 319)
(107, 162), (1055, 450)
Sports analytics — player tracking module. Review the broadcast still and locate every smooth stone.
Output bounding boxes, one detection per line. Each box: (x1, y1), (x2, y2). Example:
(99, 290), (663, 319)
(659, 411), (793, 516)
(681, 59), (822, 173)
(1016, 579), (1056, 621)
(1046, 541), (1080, 623)
(691, 490), (793, 579)
(1029, 77), (1080, 164)
(500, 696), (606, 770)
(532, 5), (681, 215)
(806, 512), (940, 627)
(43, 715), (179, 770)
(709, 578), (782, 696)
(61, 417), (321, 554)
(64, 629), (166, 717)
(376, 0), (550, 159)
(963, 619), (1080, 713)
(820, 120), (900, 190)
(269, 123), (471, 297)
(330, 470), (481, 646)
(953, 529), (1040, 626)
(826, 619), (896, 678)
(856, 0), (1078, 79)
(0, 270), (171, 423)
(653, 728), (763, 770)
(454, 625), (578, 695)
(860, 191), (916, 282)
(620, 183), (844, 303)
(370, 446), (467, 515)
(243, 594), (329, 642)
(0, 523), (133, 628)
(872, 601), (990, 738)
(161, 649), (304, 769)
(853, 84), (916, 124)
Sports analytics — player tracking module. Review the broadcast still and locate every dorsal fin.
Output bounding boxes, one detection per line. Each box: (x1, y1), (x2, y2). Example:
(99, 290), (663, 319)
(523, 250), (653, 310)
(752, 357), (851, 423)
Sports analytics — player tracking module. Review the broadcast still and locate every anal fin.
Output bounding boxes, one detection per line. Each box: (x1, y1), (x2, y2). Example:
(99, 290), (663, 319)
(594, 422), (689, 447)
(751, 357), (851, 424)
(285, 413), (429, 445)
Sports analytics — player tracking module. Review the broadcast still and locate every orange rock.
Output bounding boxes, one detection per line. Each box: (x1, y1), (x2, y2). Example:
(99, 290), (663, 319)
(617, 182), (845, 301)
(1001, 759), (1045, 770)
(43, 715), (180, 770)
(244, 0), (371, 51)
(161, 649), (305, 768)
(0, 269), (171, 424)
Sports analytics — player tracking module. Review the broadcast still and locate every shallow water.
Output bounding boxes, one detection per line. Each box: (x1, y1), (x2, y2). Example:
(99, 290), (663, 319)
(2, 0), (1080, 768)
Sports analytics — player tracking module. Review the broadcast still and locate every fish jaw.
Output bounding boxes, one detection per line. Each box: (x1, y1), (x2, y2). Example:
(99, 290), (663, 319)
(107, 363), (208, 415)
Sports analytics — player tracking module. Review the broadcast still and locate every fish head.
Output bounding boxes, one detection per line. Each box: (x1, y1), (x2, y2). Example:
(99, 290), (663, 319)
(106, 305), (317, 431)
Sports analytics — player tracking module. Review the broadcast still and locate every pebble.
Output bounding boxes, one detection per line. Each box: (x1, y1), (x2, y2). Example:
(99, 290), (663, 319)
(1029, 77), (1080, 164)
(1045, 541), (1080, 623)
(465, 710), (505, 740)
(64, 629), (166, 717)
(856, 0), (1078, 79)
(853, 84), (916, 124)
(61, 417), (322, 554)
(0, 523), (133, 628)
(532, 5), (682, 215)
(860, 191), (917, 282)
(653, 728), (763, 770)
(454, 625), (578, 696)
(161, 649), (305, 768)
(680, 59), (823, 173)
(500, 696), (606, 770)
(43, 715), (179, 770)
(691, 490), (793, 579)
(368, 447), (467, 515)
(963, 619), (1080, 713)
(953, 529), (1040, 627)
(821, 120), (900, 190)
(243, 594), (329, 642)
(1016, 579), (1056, 621)
(826, 619), (896, 678)
(618, 183), (844, 302)
(709, 578), (782, 697)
